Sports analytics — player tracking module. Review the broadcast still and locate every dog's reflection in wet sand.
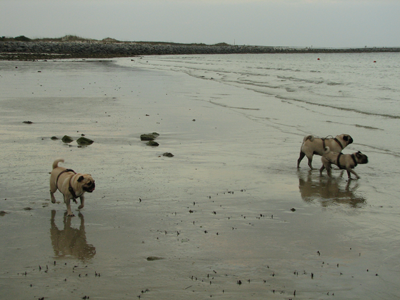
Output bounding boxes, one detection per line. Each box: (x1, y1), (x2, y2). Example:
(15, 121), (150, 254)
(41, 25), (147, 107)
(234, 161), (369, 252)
(50, 210), (96, 261)
(298, 171), (366, 207)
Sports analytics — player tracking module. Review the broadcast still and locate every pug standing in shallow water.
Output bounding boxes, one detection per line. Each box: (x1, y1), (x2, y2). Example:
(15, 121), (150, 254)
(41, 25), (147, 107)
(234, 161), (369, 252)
(50, 159), (95, 216)
(319, 148), (369, 179)
(297, 134), (353, 169)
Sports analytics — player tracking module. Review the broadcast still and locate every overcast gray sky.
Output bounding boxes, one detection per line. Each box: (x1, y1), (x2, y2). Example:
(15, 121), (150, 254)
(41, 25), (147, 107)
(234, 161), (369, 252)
(1, 0), (399, 48)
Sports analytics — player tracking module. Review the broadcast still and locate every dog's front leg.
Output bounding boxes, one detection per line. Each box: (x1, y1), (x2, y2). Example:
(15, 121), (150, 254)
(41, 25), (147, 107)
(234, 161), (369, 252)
(78, 196), (85, 210)
(64, 196), (75, 217)
(346, 168), (360, 180)
(319, 165), (325, 175)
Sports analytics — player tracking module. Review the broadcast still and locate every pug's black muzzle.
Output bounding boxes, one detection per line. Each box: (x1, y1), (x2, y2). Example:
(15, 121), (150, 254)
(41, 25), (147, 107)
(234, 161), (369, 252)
(84, 181), (95, 193)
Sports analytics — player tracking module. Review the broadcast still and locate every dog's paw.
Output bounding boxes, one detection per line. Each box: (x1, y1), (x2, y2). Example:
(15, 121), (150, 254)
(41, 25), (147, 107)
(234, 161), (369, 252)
(78, 205), (84, 209)
(67, 212), (75, 217)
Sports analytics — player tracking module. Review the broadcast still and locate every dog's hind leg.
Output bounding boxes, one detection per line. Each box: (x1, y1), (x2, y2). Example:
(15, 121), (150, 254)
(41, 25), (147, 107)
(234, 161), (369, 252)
(320, 158), (331, 176)
(319, 165), (331, 176)
(307, 155), (314, 170)
(319, 165), (325, 175)
(50, 191), (57, 203)
(50, 179), (57, 203)
(297, 151), (305, 168)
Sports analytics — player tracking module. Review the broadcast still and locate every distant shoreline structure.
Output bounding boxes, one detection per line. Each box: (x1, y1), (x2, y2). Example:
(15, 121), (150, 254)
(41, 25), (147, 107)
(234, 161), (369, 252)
(1, 35), (399, 60)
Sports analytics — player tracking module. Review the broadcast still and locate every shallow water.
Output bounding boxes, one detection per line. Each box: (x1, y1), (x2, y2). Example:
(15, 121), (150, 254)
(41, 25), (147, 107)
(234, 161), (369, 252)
(130, 53), (400, 153)
(129, 53), (400, 204)
(0, 57), (399, 299)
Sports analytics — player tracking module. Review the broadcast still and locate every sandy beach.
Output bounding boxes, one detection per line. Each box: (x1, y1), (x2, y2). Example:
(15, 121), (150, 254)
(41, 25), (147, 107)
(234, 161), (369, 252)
(1, 58), (399, 299)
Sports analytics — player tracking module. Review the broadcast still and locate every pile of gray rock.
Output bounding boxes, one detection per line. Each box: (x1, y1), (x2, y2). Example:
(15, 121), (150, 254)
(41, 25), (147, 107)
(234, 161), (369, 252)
(2, 41), (399, 60)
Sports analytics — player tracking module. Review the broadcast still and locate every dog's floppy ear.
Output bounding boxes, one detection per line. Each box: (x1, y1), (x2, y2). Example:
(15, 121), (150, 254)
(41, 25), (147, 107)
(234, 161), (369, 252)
(78, 176), (85, 182)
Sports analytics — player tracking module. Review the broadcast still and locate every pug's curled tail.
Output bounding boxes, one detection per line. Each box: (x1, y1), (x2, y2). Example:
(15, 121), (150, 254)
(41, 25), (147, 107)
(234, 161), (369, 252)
(323, 146), (331, 154)
(303, 135), (315, 142)
(52, 159), (65, 169)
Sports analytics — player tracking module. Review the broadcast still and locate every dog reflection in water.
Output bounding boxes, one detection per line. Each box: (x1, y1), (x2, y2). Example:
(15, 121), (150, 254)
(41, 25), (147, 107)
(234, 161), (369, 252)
(50, 210), (96, 260)
(298, 172), (366, 207)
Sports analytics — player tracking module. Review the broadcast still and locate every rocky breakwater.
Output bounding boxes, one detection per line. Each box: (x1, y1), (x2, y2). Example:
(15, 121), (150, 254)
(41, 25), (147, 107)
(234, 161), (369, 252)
(0, 41), (276, 59)
(1, 41), (399, 60)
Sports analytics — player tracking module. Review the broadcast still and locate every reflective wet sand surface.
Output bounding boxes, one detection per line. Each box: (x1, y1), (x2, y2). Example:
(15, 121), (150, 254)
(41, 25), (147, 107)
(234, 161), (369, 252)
(0, 59), (399, 299)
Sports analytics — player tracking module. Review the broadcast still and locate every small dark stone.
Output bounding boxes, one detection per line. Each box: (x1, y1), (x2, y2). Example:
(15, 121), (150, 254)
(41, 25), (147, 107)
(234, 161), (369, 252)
(146, 141), (159, 147)
(0, 211), (8, 216)
(290, 208), (296, 212)
(140, 132), (160, 141)
(51, 136), (59, 140)
(140, 134), (153, 141)
(163, 152), (174, 157)
(76, 137), (94, 146)
(147, 256), (163, 261)
(23, 121), (33, 124)
(62, 135), (74, 143)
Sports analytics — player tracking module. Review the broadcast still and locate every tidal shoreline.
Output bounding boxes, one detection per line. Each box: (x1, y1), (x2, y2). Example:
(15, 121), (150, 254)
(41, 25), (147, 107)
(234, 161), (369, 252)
(1, 40), (399, 60)
(1, 56), (399, 299)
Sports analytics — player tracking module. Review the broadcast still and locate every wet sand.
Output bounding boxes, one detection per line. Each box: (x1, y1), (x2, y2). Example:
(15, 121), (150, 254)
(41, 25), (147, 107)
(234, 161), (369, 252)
(0, 59), (399, 299)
